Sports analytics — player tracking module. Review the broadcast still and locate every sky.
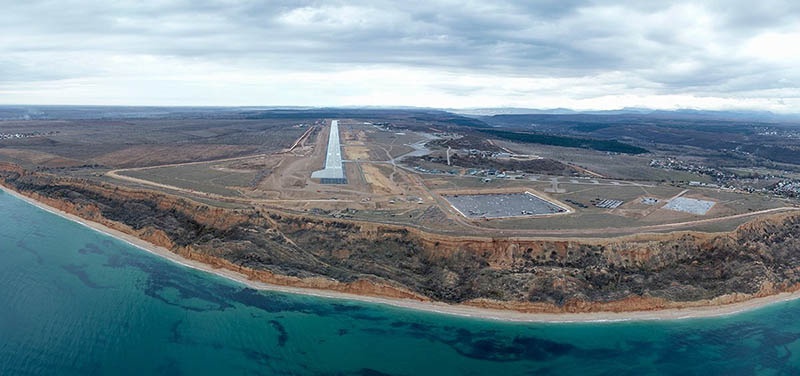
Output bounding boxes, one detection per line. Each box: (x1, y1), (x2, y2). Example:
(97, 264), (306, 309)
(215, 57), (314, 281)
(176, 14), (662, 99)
(1, 0), (800, 112)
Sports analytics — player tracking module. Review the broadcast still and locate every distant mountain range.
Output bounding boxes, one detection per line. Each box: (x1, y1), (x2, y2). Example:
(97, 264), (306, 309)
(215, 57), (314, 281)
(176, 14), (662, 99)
(1, 104), (799, 124)
(450, 107), (800, 123)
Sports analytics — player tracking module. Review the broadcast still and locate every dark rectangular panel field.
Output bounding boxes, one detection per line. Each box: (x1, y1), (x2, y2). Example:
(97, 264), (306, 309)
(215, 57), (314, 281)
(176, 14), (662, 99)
(444, 192), (567, 218)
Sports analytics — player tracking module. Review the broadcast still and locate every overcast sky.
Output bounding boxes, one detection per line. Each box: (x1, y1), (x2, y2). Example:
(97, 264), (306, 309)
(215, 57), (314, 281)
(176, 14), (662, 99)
(1, 0), (799, 111)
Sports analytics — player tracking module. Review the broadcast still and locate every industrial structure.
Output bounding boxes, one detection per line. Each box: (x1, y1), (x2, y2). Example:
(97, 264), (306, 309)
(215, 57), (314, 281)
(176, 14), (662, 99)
(311, 120), (347, 184)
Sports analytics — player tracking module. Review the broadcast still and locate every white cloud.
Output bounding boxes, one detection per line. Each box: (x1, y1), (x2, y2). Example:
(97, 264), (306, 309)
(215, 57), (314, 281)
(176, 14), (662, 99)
(743, 31), (800, 64)
(277, 5), (392, 29)
(1, 0), (799, 112)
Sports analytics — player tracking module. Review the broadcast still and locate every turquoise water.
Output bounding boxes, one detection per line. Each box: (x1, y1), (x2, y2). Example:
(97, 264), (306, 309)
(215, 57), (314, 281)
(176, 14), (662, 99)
(1, 190), (799, 375)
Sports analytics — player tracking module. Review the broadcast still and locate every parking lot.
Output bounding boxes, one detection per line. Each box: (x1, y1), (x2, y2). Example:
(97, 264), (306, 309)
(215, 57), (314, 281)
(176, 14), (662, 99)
(444, 192), (568, 218)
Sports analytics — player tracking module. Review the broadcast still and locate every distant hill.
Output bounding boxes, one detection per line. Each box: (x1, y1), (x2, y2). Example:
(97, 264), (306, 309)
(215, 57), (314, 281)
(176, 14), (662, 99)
(451, 107), (800, 123)
(474, 111), (800, 164)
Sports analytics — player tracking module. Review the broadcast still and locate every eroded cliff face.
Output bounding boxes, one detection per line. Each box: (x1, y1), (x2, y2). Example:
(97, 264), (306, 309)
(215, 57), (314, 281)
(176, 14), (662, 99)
(3, 167), (800, 313)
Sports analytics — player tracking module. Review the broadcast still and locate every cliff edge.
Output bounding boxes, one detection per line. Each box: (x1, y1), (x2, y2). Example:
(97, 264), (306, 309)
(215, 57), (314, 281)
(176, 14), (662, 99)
(3, 165), (800, 314)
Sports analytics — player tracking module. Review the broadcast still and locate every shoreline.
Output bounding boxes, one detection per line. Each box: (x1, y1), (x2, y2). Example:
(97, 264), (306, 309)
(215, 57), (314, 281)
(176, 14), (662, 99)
(3, 184), (799, 323)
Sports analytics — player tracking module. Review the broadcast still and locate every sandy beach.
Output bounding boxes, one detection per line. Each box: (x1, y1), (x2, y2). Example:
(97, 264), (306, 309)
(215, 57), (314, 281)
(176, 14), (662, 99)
(3, 184), (799, 323)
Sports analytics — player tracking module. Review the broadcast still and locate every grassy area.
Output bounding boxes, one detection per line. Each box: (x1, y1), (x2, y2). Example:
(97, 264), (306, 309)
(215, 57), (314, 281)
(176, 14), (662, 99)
(556, 184), (679, 203)
(354, 125), (425, 160)
(120, 163), (257, 197)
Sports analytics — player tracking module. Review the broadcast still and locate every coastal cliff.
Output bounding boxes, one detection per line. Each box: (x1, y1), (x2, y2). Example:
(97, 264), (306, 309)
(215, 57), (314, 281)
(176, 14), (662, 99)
(2, 166), (800, 314)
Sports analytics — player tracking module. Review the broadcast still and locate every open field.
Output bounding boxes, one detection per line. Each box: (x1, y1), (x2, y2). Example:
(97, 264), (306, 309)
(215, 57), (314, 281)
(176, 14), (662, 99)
(491, 140), (714, 182)
(340, 121), (420, 161)
(0, 148), (82, 169)
(0, 119), (307, 167)
(361, 163), (403, 195)
(118, 162), (257, 197)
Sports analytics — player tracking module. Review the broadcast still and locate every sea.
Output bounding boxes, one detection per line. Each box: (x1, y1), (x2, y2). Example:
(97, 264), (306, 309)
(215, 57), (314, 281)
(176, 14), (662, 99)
(1, 189), (799, 375)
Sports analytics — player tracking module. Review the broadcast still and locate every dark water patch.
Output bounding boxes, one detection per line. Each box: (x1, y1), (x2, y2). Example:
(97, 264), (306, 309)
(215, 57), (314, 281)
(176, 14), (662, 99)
(143, 280), (232, 312)
(359, 327), (391, 336)
(347, 312), (388, 322)
(29, 229), (48, 239)
(62, 264), (109, 289)
(269, 320), (289, 347)
(229, 288), (350, 317)
(168, 320), (184, 344)
(760, 331), (800, 347)
(409, 322), (438, 332)
(155, 358), (183, 376)
(241, 348), (272, 366)
(355, 368), (397, 376)
(102, 248), (138, 269)
(444, 333), (576, 362)
(387, 320), (438, 333)
(229, 288), (303, 313)
(15, 239), (43, 264)
(101, 246), (176, 275)
(315, 369), (400, 376)
(752, 330), (800, 373)
(360, 321), (580, 362)
(364, 323), (584, 364)
(511, 336), (575, 359)
(331, 303), (364, 313)
(135, 257), (237, 312)
(625, 340), (656, 353)
(331, 303), (386, 322)
(77, 243), (105, 255)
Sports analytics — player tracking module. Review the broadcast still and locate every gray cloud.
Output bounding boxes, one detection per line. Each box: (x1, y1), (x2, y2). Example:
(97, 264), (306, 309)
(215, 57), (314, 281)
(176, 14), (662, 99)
(1, 0), (799, 109)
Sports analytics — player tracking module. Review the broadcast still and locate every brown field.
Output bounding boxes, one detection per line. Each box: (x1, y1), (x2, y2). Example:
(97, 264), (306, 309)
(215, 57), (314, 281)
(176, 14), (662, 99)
(0, 148), (82, 168)
(93, 144), (258, 168)
(361, 163), (400, 194)
(345, 145), (371, 160)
